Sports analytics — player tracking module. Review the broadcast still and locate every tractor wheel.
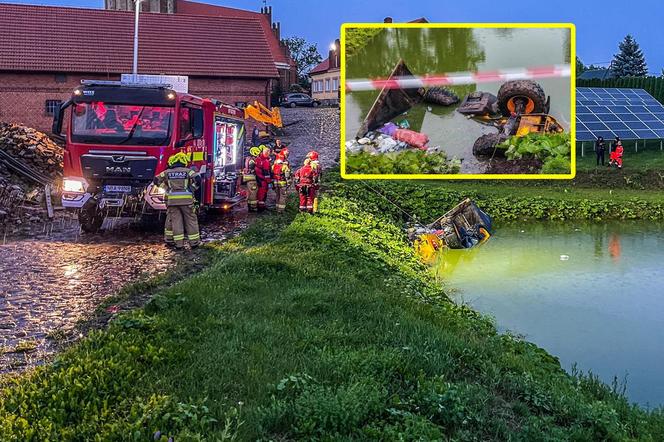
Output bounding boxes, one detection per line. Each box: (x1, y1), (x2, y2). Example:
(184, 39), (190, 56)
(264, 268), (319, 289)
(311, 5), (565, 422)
(422, 87), (459, 106)
(497, 80), (547, 116)
(78, 202), (105, 233)
(473, 133), (507, 157)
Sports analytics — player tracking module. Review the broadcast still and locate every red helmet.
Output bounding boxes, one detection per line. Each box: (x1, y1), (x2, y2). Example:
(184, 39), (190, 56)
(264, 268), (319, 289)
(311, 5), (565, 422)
(275, 151), (286, 161)
(307, 150), (319, 161)
(280, 147), (290, 158)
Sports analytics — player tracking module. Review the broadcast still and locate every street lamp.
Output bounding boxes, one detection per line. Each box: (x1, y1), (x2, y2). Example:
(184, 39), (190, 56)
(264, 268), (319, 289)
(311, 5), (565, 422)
(132, 0), (145, 81)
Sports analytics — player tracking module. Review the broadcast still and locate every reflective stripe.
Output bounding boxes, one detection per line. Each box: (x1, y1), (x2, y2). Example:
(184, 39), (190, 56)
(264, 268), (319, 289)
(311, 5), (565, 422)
(276, 204), (286, 209)
(188, 233), (201, 240)
(168, 194), (193, 199)
(173, 234), (185, 240)
(192, 152), (205, 161)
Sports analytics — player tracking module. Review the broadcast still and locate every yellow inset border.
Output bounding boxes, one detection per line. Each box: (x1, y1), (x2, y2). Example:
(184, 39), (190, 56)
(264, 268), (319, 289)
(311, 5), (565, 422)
(339, 22), (577, 180)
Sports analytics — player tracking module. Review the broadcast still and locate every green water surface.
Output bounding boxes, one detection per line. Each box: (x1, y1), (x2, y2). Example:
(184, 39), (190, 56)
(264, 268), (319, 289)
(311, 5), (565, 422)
(434, 221), (664, 407)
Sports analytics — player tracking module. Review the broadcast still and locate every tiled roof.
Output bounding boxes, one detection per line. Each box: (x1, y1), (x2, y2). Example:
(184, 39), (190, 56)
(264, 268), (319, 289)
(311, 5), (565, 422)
(310, 59), (330, 75)
(0, 3), (279, 78)
(176, 0), (293, 66)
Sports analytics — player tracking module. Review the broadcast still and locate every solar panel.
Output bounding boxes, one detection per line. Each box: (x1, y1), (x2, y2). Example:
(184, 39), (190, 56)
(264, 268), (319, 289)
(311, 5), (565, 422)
(576, 87), (664, 141)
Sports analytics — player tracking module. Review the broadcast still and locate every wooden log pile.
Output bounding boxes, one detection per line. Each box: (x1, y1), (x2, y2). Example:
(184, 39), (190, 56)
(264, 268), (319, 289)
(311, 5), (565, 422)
(0, 122), (63, 180)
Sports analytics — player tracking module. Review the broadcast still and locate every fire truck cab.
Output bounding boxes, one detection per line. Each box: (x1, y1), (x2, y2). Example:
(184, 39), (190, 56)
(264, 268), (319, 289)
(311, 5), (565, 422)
(53, 81), (246, 232)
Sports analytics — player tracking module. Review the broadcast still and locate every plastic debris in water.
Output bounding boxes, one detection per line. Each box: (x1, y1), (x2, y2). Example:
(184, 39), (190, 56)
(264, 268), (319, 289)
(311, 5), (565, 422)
(560, 255), (570, 261)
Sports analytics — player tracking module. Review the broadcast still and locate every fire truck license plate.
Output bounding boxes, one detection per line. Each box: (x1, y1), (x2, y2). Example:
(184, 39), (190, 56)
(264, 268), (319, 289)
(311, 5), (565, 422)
(104, 185), (132, 193)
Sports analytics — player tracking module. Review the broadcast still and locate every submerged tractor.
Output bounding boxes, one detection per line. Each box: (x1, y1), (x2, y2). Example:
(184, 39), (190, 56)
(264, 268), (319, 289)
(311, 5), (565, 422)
(457, 80), (565, 156)
(53, 81), (247, 232)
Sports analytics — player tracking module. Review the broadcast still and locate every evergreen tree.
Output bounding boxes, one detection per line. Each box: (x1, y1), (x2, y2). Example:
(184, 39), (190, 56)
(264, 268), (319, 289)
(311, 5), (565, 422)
(610, 35), (648, 77)
(576, 56), (586, 76)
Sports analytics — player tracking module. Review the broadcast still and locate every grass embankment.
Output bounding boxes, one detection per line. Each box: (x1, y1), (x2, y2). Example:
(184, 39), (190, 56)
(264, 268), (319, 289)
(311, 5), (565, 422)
(2, 181), (664, 440)
(333, 177), (664, 224)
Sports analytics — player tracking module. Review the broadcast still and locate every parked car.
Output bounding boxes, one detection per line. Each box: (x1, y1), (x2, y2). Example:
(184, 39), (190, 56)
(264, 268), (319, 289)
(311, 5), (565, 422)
(281, 93), (320, 108)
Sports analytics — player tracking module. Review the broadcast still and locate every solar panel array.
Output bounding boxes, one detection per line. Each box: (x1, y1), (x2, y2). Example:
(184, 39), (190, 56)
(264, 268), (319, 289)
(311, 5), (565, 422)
(576, 87), (664, 141)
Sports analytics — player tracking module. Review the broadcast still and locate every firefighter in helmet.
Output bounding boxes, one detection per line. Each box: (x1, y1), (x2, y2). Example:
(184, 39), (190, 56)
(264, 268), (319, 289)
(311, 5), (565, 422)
(153, 152), (201, 249)
(306, 150), (321, 212)
(244, 146), (261, 212)
(254, 145), (272, 210)
(272, 148), (291, 213)
(294, 158), (316, 213)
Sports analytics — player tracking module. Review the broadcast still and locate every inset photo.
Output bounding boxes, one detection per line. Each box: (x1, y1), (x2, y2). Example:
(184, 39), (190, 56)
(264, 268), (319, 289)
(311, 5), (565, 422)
(341, 23), (575, 178)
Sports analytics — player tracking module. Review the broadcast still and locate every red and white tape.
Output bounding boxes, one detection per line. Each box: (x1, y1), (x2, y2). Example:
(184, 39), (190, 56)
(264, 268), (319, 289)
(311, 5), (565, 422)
(345, 64), (571, 92)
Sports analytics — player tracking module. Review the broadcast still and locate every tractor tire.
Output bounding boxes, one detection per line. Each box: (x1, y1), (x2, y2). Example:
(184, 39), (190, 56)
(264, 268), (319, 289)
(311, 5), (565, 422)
(497, 80), (547, 116)
(422, 87), (460, 106)
(78, 202), (105, 233)
(473, 133), (507, 157)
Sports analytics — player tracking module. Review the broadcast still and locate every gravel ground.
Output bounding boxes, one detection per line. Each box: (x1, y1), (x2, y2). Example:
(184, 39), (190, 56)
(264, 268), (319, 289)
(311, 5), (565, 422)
(279, 106), (340, 169)
(0, 212), (250, 373)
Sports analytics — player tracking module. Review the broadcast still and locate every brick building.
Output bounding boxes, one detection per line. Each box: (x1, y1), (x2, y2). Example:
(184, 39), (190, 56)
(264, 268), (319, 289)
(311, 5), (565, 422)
(310, 39), (341, 106)
(0, 1), (297, 132)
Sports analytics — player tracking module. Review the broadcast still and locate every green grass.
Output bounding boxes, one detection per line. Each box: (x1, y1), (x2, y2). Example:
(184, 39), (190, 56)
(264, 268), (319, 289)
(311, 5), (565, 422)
(345, 28), (384, 57)
(2, 185), (664, 440)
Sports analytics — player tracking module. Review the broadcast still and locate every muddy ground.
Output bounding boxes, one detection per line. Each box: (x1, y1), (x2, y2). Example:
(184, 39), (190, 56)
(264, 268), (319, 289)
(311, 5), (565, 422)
(0, 106), (341, 374)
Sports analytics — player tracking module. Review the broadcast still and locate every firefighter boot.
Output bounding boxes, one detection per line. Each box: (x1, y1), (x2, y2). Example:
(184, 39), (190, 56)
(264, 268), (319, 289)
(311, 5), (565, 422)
(247, 180), (258, 212)
(182, 204), (201, 247)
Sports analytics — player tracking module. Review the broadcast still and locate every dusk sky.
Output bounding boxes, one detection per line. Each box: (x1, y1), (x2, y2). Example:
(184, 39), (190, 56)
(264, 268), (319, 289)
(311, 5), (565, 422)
(5, 0), (664, 73)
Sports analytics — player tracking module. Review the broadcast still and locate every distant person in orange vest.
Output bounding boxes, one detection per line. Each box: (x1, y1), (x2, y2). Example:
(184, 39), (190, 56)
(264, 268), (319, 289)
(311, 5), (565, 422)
(609, 141), (624, 169)
(272, 148), (291, 213)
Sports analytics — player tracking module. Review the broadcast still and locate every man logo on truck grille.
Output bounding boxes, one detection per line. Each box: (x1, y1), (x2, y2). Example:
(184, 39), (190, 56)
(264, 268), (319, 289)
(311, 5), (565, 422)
(106, 166), (131, 174)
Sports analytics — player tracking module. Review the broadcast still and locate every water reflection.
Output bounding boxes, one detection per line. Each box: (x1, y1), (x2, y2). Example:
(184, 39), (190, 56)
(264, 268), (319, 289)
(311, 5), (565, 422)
(430, 221), (664, 406)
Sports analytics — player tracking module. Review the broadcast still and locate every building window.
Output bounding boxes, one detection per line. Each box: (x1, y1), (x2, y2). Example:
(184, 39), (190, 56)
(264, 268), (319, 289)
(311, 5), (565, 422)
(312, 81), (318, 93)
(332, 78), (338, 91)
(45, 100), (62, 116)
(54, 73), (67, 83)
(325, 79), (330, 92)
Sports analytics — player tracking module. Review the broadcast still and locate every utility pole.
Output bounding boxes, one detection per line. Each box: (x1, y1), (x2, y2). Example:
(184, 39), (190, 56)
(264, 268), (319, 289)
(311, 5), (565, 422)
(133, 0), (144, 81)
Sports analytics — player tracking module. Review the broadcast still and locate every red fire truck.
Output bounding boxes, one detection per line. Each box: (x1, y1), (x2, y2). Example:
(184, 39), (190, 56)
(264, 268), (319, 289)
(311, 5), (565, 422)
(53, 81), (247, 232)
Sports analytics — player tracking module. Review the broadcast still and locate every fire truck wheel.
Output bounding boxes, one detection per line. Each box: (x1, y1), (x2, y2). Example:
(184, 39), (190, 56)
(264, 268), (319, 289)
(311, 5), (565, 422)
(497, 80), (547, 116)
(473, 133), (507, 157)
(78, 203), (104, 233)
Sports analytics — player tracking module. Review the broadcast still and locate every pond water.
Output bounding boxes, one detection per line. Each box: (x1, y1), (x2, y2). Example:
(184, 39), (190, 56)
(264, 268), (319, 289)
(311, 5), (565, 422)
(346, 28), (571, 173)
(433, 222), (664, 407)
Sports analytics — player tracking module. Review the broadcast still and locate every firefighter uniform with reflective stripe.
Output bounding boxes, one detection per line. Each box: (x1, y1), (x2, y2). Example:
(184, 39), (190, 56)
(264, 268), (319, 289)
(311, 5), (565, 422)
(255, 147), (272, 210)
(294, 159), (316, 213)
(154, 157), (201, 248)
(307, 151), (321, 213)
(272, 149), (290, 213)
(243, 147), (261, 212)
